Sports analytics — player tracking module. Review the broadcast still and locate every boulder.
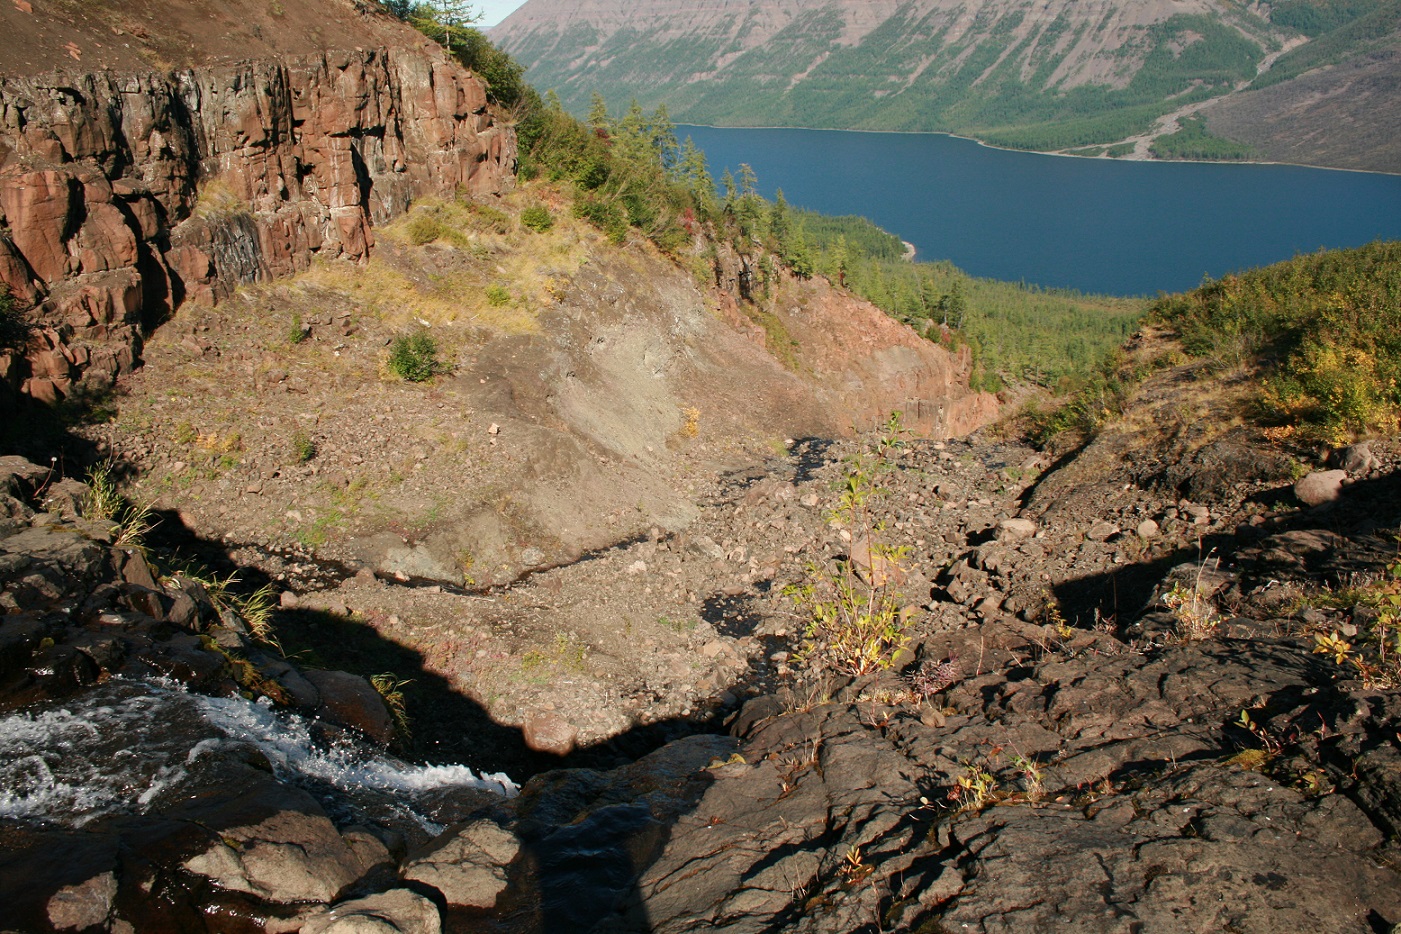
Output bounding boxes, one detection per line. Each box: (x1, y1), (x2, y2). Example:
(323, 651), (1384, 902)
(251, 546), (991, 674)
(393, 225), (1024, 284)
(301, 890), (441, 934)
(997, 517), (1038, 541)
(522, 711), (577, 756)
(1337, 442), (1380, 476)
(1294, 469), (1347, 507)
(304, 669), (395, 745)
(180, 781), (388, 905)
(402, 820), (520, 909)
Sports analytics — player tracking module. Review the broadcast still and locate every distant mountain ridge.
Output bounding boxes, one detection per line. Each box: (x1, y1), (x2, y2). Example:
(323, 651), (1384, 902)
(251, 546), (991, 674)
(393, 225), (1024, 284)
(492, 0), (1401, 173)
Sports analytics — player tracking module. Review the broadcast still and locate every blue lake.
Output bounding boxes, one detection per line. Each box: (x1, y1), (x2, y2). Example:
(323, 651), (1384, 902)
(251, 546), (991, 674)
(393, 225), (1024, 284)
(679, 125), (1401, 297)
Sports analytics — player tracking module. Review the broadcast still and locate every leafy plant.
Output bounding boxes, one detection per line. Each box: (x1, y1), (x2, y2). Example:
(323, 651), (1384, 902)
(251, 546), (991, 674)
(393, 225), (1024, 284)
(388, 332), (442, 382)
(485, 284), (511, 307)
(1162, 579), (1223, 641)
(1310, 556), (1401, 688)
(949, 760), (999, 811)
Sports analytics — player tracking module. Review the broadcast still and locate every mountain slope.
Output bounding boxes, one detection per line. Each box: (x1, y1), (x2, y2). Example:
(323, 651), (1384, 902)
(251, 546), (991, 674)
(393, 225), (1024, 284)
(492, 0), (1401, 171)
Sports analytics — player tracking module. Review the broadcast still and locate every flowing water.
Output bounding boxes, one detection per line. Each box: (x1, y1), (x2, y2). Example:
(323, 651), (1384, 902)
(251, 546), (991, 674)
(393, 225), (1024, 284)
(0, 679), (515, 832)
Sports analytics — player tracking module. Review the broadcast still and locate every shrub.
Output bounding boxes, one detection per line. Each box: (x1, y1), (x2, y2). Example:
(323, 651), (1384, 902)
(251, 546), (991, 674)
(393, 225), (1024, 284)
(1151, 242), (1401, 443)
(485, 285), (511, 307)
(81, 460), (155, 548)
(464, 200), (512, 234)
(388, 333), (442, 382)
(406, 210), (451, 246)
(786, 416), (912, 676)
(291, 429), (317, 463)
(520, 204), (554, 232)
(0, 287), (31, 353)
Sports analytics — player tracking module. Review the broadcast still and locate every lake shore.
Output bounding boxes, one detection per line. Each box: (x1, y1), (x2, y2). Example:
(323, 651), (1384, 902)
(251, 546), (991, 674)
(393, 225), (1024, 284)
(676, 122), (1401, 178)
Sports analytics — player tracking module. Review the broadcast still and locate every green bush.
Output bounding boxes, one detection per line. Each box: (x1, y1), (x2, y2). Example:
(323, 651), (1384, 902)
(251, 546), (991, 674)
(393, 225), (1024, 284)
(388, 333), (442, 382)
(485, 285), (511, 306)
(520, 205), (554, 232)
(465, 200), (512, 234)
(573, 196), (629, 244)
(1152, 242), (1401, 442)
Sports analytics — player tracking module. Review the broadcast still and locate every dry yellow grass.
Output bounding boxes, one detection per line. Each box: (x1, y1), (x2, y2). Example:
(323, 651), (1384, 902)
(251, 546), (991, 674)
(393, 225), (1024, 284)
(296, 188), (591, 336)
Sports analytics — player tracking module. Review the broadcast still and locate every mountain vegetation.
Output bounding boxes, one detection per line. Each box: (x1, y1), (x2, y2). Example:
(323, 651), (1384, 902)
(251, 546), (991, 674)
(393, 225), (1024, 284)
(1029, 241), (1401, 447)
(492, 0), (1401, 171)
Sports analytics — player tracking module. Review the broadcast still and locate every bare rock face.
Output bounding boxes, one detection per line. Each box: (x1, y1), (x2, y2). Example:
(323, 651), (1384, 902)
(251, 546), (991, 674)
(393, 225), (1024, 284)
(0, 47), (515, 403)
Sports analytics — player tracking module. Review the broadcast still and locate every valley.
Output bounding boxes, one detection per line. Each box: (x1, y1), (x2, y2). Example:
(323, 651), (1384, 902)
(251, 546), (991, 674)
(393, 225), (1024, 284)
(492, 0), (1401, 173)
(0, 1), (1399, 932)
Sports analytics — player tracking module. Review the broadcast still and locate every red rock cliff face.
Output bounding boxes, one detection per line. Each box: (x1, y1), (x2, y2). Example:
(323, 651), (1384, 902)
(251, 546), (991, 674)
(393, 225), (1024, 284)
(0, 47), (515, 404)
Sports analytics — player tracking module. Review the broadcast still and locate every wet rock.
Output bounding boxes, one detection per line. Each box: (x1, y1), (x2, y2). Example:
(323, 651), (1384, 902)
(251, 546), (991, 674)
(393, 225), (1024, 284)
(402, 820), (520, 909)
(46, 870), (117, 931)
(301, 889), (442, 934)
(1294, 469), (1347, 506)
(304, 670), (395, 745)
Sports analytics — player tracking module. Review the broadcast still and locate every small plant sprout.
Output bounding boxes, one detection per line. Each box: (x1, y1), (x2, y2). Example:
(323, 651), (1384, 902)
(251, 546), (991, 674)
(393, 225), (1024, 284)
(1162, 554), (1224, 641)
(1236, 708), (1282, 755)
(840, 844), (872, 883)
(1011, 753), (1045, 800)
(907, 657), (960, 701)
(950, 761), (998, 812)
(371, 673), (413, 743)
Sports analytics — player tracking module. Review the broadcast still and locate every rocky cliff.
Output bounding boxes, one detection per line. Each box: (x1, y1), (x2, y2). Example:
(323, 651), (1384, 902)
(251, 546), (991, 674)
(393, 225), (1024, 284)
(0, 44), (515, 406)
